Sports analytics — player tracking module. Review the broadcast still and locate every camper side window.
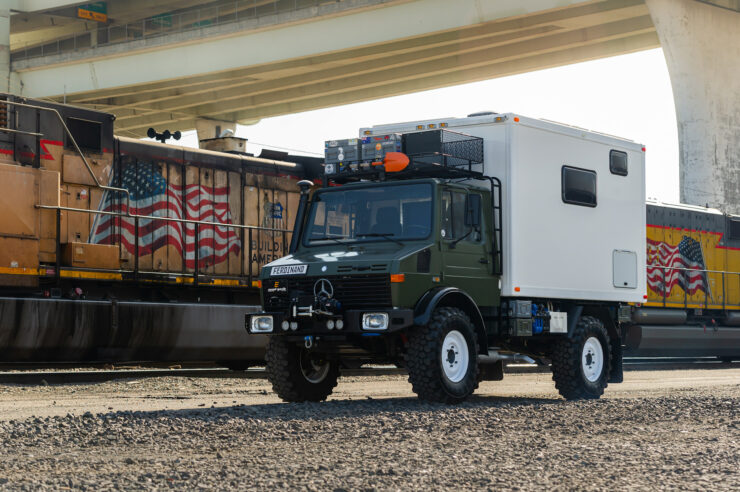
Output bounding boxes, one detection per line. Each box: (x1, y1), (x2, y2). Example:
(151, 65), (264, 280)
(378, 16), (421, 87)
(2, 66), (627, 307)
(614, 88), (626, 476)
(562, 166), (597, 207)
(609, 150), (628, 176)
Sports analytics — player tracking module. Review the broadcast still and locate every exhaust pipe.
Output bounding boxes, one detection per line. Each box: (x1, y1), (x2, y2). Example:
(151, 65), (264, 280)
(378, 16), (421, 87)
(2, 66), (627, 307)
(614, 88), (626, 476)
(479, 350), (535, 364)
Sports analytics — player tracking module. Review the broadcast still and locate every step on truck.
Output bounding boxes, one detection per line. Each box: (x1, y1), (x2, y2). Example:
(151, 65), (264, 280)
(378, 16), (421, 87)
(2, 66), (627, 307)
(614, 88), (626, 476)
(246, 112), (646, 403)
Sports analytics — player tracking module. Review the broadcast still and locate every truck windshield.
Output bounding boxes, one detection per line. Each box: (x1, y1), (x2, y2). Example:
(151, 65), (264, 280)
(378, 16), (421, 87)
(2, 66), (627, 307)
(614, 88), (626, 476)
(303, 183), (433, 246)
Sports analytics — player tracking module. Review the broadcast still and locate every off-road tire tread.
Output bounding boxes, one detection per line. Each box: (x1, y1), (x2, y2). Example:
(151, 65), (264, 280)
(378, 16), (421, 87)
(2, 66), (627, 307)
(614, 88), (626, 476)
(551, 315), (611, 400)
(265, 337), (339, 402)
(405, 307), (479, 404)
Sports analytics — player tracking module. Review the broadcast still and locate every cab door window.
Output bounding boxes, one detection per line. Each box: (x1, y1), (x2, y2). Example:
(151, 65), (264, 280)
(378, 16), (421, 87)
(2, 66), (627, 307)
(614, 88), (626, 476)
(441, 190), (481, 241)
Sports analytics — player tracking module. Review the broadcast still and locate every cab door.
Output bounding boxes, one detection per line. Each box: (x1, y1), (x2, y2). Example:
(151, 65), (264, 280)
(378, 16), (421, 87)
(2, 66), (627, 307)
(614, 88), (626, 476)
(440, 189), (497, 306)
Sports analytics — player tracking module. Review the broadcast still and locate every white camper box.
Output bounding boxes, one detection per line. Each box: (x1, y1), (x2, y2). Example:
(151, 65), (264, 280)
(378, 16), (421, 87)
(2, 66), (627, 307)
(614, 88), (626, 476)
(361, 114), (647, 304)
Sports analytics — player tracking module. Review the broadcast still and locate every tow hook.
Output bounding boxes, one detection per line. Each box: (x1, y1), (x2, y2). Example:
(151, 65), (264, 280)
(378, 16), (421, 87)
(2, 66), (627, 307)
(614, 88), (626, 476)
(304, 336), (314, 349)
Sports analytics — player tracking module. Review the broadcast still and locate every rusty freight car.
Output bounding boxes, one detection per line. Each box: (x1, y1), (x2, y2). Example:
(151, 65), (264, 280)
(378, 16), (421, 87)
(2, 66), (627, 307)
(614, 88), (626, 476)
(0, 94), (319, 366)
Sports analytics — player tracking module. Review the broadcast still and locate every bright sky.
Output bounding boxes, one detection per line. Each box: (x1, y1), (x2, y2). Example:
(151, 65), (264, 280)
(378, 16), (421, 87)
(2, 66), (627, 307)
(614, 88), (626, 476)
(178, 48), (679, 203)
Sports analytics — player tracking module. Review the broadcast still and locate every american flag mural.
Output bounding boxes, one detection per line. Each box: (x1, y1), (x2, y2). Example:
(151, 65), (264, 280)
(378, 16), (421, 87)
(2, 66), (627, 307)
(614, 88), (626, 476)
(89, 163), (241, 269)
(647, 235), (710, 298)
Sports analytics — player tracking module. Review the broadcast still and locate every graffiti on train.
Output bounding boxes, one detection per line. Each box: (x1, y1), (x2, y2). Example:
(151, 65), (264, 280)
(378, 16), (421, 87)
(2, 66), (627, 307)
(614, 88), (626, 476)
(89, 164), (242, 268)
(647, 235), (710, 298)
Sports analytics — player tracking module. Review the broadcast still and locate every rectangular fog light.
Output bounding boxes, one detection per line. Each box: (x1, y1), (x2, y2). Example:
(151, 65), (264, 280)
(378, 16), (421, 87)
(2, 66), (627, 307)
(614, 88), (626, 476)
(250, 315), (274, 333)
(362, 313), (388, 331)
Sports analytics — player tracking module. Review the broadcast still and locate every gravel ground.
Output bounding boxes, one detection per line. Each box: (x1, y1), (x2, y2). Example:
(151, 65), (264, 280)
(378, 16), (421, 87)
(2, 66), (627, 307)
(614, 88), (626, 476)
(0, 369), (738, 490)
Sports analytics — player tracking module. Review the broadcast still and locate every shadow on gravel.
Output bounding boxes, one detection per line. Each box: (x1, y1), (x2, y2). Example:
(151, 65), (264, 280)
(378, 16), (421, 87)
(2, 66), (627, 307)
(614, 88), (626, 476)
(93, 394), (563, 424)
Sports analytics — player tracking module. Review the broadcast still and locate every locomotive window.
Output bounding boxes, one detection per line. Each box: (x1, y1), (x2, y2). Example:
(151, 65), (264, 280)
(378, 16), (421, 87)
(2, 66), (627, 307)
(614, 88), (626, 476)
(66, 117), (102, 153)
(609, 150), (628, 176)
(562, 166), (597, 207)
(729, 217), (740, 240)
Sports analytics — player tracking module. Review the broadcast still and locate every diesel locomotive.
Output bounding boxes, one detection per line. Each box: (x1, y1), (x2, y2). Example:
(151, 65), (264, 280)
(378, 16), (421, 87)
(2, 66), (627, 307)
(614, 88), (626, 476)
(0, 94), (319, 366)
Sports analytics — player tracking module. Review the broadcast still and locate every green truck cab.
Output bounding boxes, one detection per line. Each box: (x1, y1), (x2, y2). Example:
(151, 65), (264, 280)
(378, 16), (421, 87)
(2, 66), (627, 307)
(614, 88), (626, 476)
(248, 120), (642, 403)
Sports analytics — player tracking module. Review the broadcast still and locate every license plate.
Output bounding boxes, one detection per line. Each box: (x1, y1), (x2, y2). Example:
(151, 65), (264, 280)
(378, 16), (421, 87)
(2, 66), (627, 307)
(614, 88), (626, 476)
(271, 264), (308, 276)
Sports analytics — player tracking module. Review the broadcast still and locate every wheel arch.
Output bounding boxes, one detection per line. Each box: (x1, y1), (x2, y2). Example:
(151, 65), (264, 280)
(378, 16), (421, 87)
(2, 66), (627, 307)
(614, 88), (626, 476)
(414, 287), (487, 354)
(581, 305), (620, 341)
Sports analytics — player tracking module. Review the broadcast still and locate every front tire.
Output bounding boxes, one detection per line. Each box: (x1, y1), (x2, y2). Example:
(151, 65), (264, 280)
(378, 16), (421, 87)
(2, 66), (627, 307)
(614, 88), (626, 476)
(406, 307), (479, 403)
(551, 315), (611, 400)
(265, 337), (339, 402)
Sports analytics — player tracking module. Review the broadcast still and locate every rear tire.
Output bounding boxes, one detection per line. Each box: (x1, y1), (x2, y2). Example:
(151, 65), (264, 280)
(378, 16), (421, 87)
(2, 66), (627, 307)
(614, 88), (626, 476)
(406, 307), (479, 403)
(551, 315), (611, 400)
(265, 337), (339, 402)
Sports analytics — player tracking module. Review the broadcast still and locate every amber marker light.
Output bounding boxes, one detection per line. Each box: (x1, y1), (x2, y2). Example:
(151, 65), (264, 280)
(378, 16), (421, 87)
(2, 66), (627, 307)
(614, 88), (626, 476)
(514, 286), (521, 292)
(390, 274), (405, 283)
(252, 280), (262, 288)
(383, 152), (410, 173)
(514, 117), (520, 122)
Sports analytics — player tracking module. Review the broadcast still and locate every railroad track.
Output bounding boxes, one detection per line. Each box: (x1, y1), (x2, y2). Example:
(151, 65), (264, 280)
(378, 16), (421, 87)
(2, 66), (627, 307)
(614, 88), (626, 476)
(0, 358), (736, 385)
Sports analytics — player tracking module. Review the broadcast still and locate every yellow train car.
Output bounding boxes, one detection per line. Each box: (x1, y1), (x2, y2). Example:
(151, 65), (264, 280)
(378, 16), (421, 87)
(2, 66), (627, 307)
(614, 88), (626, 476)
(626, 201), (740, 358)
(645, 202), (740, 310)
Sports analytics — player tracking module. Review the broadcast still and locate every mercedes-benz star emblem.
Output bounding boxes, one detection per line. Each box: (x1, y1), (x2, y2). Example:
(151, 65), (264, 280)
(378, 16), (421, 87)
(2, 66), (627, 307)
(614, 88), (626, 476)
(314, 278), (334, 298)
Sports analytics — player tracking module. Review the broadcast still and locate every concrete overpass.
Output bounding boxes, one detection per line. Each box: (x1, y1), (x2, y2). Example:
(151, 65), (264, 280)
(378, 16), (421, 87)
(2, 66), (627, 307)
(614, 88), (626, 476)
(2, 0), (740, 212)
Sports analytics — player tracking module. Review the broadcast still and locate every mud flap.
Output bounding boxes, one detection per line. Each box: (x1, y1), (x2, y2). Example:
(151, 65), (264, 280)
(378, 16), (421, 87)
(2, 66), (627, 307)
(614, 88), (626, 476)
(609, 338), (623, 383)
(479, 359), (504, 381)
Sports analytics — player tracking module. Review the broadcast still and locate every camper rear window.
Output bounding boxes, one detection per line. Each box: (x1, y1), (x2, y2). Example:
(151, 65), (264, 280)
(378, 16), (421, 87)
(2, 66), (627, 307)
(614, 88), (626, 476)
(562, 166), (597, 207)
(610, 150), (628, 176)
(66, 117), (102, 153)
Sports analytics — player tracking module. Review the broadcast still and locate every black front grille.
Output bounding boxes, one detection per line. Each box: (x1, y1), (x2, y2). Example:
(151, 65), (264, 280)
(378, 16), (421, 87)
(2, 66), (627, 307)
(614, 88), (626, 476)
(263, 274), (391, 311)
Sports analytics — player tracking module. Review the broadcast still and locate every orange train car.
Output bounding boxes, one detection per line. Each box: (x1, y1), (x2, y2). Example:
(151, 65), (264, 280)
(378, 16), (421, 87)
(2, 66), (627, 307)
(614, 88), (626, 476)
(625, 201), (740, 359)
(0, 94), (321, 366)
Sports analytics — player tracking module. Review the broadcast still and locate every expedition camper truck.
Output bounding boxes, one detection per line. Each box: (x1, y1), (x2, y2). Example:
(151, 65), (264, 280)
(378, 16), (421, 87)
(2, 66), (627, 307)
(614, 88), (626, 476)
(247, 113), (646, 403)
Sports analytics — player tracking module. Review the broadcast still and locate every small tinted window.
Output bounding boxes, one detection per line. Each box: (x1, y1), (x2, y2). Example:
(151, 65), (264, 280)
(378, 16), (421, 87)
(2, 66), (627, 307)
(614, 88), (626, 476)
(562, 166), (597, 207)
(729, 217), (740, 240)
(610, 150), (628, 176)
(66, 117), (102, 153)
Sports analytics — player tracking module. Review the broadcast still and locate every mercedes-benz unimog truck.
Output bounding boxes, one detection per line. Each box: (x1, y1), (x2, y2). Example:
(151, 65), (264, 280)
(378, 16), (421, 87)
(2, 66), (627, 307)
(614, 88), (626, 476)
(246, 113), (646, 403)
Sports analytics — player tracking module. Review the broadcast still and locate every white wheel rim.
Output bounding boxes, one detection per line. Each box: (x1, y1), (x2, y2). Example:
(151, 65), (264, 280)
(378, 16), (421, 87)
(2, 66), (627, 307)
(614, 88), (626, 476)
(441, 330), (469, 383)
(581, 336), (604, 383)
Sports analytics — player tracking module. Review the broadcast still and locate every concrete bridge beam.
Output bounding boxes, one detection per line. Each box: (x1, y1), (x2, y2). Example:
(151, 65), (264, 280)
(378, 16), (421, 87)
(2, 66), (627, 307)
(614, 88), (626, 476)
(647, 0), (740, 213)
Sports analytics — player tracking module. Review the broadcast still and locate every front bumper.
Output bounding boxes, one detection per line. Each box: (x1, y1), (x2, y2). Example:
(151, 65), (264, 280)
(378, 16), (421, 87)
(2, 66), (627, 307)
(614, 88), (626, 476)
(245, 308), (414, 335)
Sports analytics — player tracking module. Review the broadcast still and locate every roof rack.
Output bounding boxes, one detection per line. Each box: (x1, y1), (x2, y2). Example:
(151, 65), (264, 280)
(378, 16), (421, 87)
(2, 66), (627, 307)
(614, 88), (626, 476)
(325, 129), (483, 184)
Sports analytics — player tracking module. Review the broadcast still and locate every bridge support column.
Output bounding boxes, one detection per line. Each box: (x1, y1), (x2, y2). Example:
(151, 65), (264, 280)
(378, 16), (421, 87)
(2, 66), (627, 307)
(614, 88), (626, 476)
(0, 8), (9, 92)
(646, 0), (740, 213)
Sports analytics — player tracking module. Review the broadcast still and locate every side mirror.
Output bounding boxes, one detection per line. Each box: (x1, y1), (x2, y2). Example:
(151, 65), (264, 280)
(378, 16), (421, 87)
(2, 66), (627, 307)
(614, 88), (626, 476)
(464, 194), (481, 229)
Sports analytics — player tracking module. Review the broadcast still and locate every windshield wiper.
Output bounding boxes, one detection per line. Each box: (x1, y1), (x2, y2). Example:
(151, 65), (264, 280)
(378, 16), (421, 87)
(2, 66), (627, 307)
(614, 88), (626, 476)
(355, 233), (404, 246)
(310, 236), (350, 247)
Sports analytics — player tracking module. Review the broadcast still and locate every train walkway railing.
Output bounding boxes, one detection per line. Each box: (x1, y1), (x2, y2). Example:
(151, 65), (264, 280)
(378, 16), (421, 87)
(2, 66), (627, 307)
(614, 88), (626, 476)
(38, 205), (292, 288)
(648, 264), (740, 310)
(11, 0), (370, 63)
